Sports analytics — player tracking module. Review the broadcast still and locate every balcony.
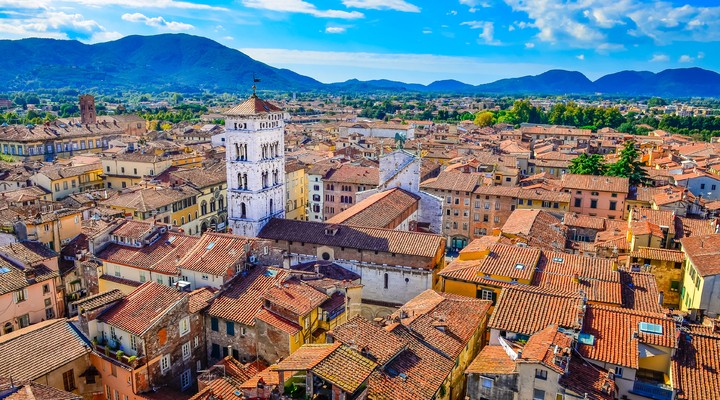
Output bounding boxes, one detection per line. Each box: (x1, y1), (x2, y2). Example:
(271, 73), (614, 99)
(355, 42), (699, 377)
(93, 341), (146, 369)
(631, 380), (674, 400)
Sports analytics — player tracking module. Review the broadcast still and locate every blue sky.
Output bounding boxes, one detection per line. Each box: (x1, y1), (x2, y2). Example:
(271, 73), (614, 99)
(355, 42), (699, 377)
(0, 0), (718, 84)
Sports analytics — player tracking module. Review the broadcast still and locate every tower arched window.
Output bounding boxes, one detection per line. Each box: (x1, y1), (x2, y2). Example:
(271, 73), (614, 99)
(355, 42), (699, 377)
(240, 202), (247, 219)
(269, 199), (274, 214)
(219, 196), (224, 210)
(201, 201), (207, 215)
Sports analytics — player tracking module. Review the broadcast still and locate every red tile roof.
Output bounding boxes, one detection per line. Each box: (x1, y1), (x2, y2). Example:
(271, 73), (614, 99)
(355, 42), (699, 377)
(263, 278), (328, 316)
(489, 286), (583, 335)
(255, 309), (301, 335)
(274, 343), (341, 371)
(99, 282), (186, 336)
(178, 232), (249, 276)
(532, 252), (621, 305)
(518, 324), (573, 373)
(325, 164), (379, 185)
(326, 187), (419, 228)
(465, 345), (517, 374)
(561, 174), (629, 193)
(673, 332), (720, 400)
(329, 316), (406, 365)
(98, 232), (200, 274)
(311, 345), (378, 394)
(620, 271), (665, 313)
(207, 266), (290, 325)
(224, 95), (282, 116)
(578, 305), (676, 369)
(559, 357), (616, 400)
(680, 233), (720, 276)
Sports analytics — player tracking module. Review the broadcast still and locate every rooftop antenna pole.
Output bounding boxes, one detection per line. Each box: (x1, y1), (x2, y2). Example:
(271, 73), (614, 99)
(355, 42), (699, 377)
(252, 74), (261, 97)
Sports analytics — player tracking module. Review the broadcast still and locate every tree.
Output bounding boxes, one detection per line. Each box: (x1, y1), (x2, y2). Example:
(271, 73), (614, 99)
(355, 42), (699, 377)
(606, 141), (648, 185)
(474, 111), (495, 127)
(569, 153), (607, 176)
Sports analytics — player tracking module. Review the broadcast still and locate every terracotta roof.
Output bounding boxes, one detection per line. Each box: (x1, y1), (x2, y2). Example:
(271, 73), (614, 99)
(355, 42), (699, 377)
(110, 219), (154, 240)
(311, 345), (378, 393)
(675, 217), (717, 240)
(259, 219), (444, 262)
(0, 258), (57, 296)
(99, 282), (186, 336)
(101, 185), (200, 212)
(207, 266), (290, 325)
(263, 278), (328, 316)
(329, 316), (406, 365)
(188, 287), (215, 313)
(0, 319), (91, 381)
(325, 164), (379, 185)
(631, 208), (675, 234)
(563, 212), (606, 230)
(558, 357), (616, 400)
(630, 247), (685, 263)
(98, 274), (142, 288)
(532, 252), (621, 305)
(72, 289), (124, 312)
(465, 345), (516, 374)
(680, 234), (720, 276)
(518, 324), (573, 373)
(561, 174), (629, 193)
(420, 170), (479, 192)
(368, 326), (454, 400)
(0, 241), (58, 265)
(673, 332), (720, 400)
(501, 209), (566, 251)
(274, 343), (341, 371)
(178, 232), (248, 276)
(224, 95), (282, 116)
(254, 308), (301, 335)
(489, 286), (583, 335)
(620, 271), (665, 313)
(98, 232), (200, 274)
(326, 188), (419, 228)
(476, 243), (542, 282)
(0, 379), (82, 400)
(578, 305), (676, 369)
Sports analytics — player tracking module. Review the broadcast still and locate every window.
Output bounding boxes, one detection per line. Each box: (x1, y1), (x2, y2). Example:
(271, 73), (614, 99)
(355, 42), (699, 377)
(14, 289), (27, 303)
(55, 183), (60, 192)
(42, 284), (50, 294)
(139, 271), (146, 282)
(196, 360), (202, 372)
(106, 386), (111, 400)
(130, 335), (137, 351)
(482, 377), (493, 388)
(111, 363), (117, 377)
(384, 273), (389, 289)
(483, 215), (489, 222)
(160, 354), (171, 373)
(115, 390), (120, 400)
(614, 366), (623, 377)
(611, 193), (618, 198)
(533, 389), (545, 400)
(211, 343), (220, 358)
(701, 183), (706, 189)
(179, 317), (190, 337)
(590, 199), (598, 209)
(62, 369), (76, 391)
(226, 321), (235, 336)
(479, 289), (493, 301)
(639, 322), (663, 335)
(240, 326), (247, 336)
(180, 369), (192, 390)
(574, 198), (581, 207)
(670, 281), (680, 292)
(211, 317), (218, 332)
(182, 341), (191, 360)
(535, 368), (547, 380)
(494, 216), (500, 223)
(194, 336), (199, 348)
(713, 185), (717, 191)
(591, 191), (599, 196)
(609, 201), (617, 211)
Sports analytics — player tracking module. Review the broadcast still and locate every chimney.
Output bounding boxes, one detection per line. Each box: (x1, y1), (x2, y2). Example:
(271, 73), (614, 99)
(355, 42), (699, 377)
(572, 273), (580, 284)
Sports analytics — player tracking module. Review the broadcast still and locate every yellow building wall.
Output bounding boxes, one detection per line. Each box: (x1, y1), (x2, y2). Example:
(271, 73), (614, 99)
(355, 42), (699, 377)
(99, 276), (139, 295)
(285, 168), (307, 221)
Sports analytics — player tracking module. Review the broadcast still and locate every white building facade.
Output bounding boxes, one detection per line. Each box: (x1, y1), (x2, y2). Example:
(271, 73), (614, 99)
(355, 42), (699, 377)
(225, 95), (287, 237)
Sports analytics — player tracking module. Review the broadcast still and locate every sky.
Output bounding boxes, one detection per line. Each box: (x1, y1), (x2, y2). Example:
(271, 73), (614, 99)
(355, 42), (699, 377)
(0, 0), (718, 85)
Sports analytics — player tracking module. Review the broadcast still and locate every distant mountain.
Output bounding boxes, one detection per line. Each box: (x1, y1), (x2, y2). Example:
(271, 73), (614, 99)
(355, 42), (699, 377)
(0, 34), (718, 97)
(0, 34), (323, 92)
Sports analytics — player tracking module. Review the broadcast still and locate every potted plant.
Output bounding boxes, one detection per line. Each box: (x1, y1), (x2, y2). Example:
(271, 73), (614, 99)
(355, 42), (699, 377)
(116, 350), (124, 361)
(128, 355), (137, 367)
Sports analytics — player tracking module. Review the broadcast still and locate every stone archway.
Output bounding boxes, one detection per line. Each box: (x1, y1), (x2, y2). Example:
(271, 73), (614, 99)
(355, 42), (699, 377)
(201, 222), (208, 233)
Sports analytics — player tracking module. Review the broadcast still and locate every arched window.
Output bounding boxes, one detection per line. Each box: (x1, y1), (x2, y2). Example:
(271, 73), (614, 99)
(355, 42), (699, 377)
(218, 196), (224, 210)
(3, 322), (12, 334)
(384, 273), (389, 289)
(181, 217), (185, 225)
(201, 201), (207, 215)
(269, 199), (274, 214)
(240, 202), (246, 218)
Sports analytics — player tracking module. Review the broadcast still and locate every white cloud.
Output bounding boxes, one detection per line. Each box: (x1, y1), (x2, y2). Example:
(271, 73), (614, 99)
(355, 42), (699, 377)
(697, 51), (705, 59)
(524, 42), (535, 48)
(422, 29), (432, 34)
(223, 36), (234, 40)
(121, 13), (193, 31)
(461, 20), (499, 45)
(679, 54), (694, 63)
(242, 0), (364, 19)
(88, 30), (123, 43)
(649, 54), (669, 62)
(448, 10), (457, 15)
(325, 26), (346, 34)
(0, 10), (105, 38)
(459, 0), (491, 8)
(508, 25), (515, 31)
(342, 0), (420, 12)
(503, 0), (720, 48)
(576, 54), (585, 60)
(0, 0), (228, 11)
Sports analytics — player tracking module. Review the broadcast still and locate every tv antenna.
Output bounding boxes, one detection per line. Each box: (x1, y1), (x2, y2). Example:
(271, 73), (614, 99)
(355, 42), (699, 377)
(252, 73), (261, 96)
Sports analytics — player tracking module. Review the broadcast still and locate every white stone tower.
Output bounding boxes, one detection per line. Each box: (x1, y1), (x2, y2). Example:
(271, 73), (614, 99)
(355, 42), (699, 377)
(225, 92), (286, 237)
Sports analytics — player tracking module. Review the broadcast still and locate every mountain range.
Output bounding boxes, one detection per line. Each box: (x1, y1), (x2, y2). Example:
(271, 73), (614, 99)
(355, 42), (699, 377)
(0, 33), (718, 97)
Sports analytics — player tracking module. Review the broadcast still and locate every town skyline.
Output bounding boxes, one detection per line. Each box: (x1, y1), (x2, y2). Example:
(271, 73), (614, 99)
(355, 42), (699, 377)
(0, 0), (718, 84)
